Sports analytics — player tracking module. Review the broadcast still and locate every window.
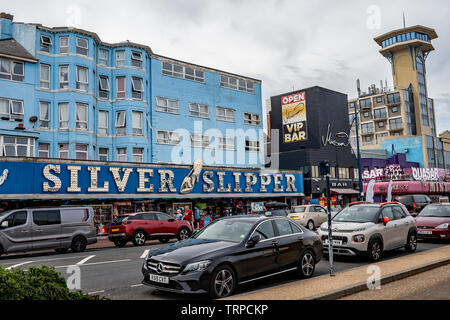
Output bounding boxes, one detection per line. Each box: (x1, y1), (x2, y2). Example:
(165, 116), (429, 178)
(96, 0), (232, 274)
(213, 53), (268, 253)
(330, 166), (336, 178)
(245, 139), (260, 152)
(0, 58), (24, 81)
(131, 51), (143, 68)
(3, 211), (28, 228)
(254, 221), (275, 240)
(376, 96), (383, 103)
(115, 111), (126, 135)
(389, 118), (403, 130)
(353, 168), (359, 180)
(361, 122), (374, 134)
(191, 134), (210, 148)
(59, 65), (69, 89)
(116, 77), (126, 99)
(99, 49), (109, 65)
(218, 137), (235, 151)
(99, 75), (109, 99)
(311, 165), (319, 178)
(0, 136), (35, 157)
(33, 210), (61, 226)
(387, 92), (401, 104)
(131, 77), (143, 100)
(359, 98), (372, 109)
(58, 143), (69, 159)
(216, 107), (235, 122)
(76, 103), (88, 130)
(274, 219), (293, 236)
(338, 167), (350, 179)
(220, 75), (254, 94)
(98, 110), (109, 135)
(363, 111), (370, 118)
(116, 50), (126, 67)
(189, 103), (209, 118)
(38, 143), (50, 158)
(391, 106), (399, 113)
(76, 144), (88, 160)
(116, 148), (127, 161)
(39, 64), (51, 89)
(39, 102), (50, 128)
(244, 113), (261, 125)
(76, 66), (89, 91)
(162, 61), (204, 82)
(76, 37), (89, 56)
(157, 130), (180, 145)
(133, 148), (143, 163)
(156, 97), (178, 114)
(0, 98), (24, 121)
(376, 133), (388, 141)
(58, 103), (69, 129)
(99, 148), (109, 161)
(374, 108), (387, 119)
(378, 121), (385, 128)
(40, 35), (52, 53)
(132, 111), (143, 135)
(59, 36), (69, 54)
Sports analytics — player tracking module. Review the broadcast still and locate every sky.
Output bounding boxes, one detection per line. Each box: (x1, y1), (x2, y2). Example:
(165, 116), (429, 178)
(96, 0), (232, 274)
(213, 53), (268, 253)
(3, 0), (450, 134)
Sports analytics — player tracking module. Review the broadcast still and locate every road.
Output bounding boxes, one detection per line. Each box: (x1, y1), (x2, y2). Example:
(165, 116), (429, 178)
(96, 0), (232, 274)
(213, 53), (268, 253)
(0, 239), (447, 300)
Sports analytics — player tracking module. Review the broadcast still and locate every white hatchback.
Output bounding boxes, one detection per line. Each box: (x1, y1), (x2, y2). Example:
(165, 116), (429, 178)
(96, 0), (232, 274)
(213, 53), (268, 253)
(288, 205), (329, 230)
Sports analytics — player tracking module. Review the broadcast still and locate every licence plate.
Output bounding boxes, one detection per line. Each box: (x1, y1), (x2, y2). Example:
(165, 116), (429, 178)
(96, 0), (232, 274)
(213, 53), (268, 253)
(324, 239), (342, 246)
(111, 228), (119, 232)
(418, 230), (432, 235)
(149, 274), (169, 284)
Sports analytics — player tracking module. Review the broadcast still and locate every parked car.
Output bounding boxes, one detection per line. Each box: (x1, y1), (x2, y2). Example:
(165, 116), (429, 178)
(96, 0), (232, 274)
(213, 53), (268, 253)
(394, 194), (432, 214)
(108, 211), (192, 247)
(288, 205), (328, 230)
(415, 204), (450, 240)
(142, 215), (322, 298)
(318, 202), (417, 261)
(0, 206), (97, 256)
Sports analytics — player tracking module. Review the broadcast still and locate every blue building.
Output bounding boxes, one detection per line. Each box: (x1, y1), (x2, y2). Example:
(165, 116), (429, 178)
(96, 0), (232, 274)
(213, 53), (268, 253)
(0, 13), (264, 168)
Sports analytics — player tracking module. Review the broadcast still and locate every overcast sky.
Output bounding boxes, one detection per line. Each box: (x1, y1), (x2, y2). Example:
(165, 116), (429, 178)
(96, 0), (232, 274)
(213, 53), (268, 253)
(4, 0), (450, 133)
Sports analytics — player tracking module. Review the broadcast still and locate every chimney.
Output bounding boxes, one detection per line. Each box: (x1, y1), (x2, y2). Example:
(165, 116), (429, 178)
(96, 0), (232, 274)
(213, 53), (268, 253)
(0, 12), (14, 39)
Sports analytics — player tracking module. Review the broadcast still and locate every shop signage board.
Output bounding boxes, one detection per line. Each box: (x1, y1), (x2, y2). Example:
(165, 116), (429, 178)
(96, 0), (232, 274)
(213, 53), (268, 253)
(281, 91), (308, 143)
(0, 158), (304, 200)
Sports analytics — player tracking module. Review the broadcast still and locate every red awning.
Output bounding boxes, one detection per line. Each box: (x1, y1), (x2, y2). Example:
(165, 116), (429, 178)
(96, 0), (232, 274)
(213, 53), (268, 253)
(330, 188), (360, 195)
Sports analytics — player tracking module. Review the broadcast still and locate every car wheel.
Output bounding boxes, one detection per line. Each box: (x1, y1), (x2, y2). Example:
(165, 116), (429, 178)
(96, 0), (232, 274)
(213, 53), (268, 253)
(209, 265), (236, 299)
(55, 248), (69, 254)
(133, 231), (147, 246)
(297, 250), (316, 278)
(113, 239), (127, 248)
(367, 239), (382, 262)
(307, 220), (315, 231)
(71, 236), (87, 253)
(177, 227), (191, 241)
(159, 238), (170, 244)
(405, 231), (418, 252)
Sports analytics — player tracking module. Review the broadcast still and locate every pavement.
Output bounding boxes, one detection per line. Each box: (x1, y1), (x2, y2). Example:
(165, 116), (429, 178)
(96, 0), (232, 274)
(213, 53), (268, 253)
(223, 244), (450, 300)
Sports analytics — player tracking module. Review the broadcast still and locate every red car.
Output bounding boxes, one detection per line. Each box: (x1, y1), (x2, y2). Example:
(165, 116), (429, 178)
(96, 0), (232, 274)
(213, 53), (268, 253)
(415, 204), (450, 240)
(108, 211), (192, 247)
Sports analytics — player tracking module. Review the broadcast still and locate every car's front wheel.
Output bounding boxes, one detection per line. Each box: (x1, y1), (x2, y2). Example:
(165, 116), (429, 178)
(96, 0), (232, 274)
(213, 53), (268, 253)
(71, 236), (87, 253)
(209, 265), (236, 299)
(405, 231), (418, 252)
(307, 220), (315, 231)
(367, 239), (382, 262)
(297, 250), (316, 278)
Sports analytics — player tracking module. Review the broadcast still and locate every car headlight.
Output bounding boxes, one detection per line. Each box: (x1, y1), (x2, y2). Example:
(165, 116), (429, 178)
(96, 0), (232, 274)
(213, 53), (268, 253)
(183, 260), (212, 273)
(435, 223), (449, 229)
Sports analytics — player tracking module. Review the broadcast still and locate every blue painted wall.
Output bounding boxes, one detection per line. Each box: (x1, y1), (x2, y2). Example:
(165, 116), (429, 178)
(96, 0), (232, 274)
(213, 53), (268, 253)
(380, 136), (424, 167)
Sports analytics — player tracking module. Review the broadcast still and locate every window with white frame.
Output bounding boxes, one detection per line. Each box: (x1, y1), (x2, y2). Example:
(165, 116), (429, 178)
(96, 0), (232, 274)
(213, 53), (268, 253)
(311, 166), (319, 178)
(131, 77), (143, 100)
(115, 110), (126, 135)
(76, 37), (88, 56)
(99, 147), (109, 161)
(76, 103), (88, 130)
(220, 75), (255, 94)
(58, 103), (69, 129)
(76, 66), (88, 91)
(245, 139), (260, 152)
(216, 107), (235, 122)
(0, 136), (35, 157)
(131, 51), (143, 68)
(162, 61), (204, 82)
(338, 167), (350, 179)
(98, 110), (108, 135)
(75, 144), (88, 160)
(0, 98), (24, 121)
(116, 148), (127, 162)
(132, 111), (143, 135)
(40, 64), (50, 89)
(156, 97), (178, 114)
(116, 50), (126, 67)
(59, 36), (69, 54)
(59, 65), (69, 89)
(244, 112), (260, 125)
(39, 101), (50, 128)
(218, 137), (235, 151)
(189, 103), (209, 118)
(40, 35), (52, 53)
(99, 48), (109, 65)
(58, 143), (69, 159)
(191, 134), (210, 148)
(116, 77), (126, 99)
(99, 75), (109, 99)
(0, 58), (24, 82)
(133, 147), (143, 163)
(157, 130), (180, 145)
(38, 143), (50, 158)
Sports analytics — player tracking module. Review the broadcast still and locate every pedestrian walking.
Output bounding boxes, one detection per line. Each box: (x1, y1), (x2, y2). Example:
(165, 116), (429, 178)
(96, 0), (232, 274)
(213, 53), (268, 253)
(183, 205), (194, 228)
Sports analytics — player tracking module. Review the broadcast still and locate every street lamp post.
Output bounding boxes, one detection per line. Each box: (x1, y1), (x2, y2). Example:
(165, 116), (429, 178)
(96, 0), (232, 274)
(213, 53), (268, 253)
(354, 80), (364, 201)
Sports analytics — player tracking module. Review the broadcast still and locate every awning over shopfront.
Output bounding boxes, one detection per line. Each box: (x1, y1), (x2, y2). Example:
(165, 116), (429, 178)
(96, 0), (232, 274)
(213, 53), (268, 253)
(330, 188), (360, 195)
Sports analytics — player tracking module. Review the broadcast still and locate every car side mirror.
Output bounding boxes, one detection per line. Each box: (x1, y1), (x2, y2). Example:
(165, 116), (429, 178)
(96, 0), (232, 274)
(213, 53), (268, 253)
(383, 217), (390, 225)
(1, 221), (8, 228)
(246, 234), (261, 248)
(411, 212), (418, 217)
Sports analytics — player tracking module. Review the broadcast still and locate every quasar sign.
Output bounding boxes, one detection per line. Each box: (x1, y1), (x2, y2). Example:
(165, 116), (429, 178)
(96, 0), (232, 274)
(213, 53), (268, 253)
(281, 91), (308, 143)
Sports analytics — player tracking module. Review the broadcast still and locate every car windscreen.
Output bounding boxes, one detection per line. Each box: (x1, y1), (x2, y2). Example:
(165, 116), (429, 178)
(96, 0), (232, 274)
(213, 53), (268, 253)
(333, 206), (379, 223)
(419, 205), (450, 217)
(112, 216), (128, 224)
(193, 219), (254, 243)
(292, 207), (306, 213)
(0, 210), (12, 219)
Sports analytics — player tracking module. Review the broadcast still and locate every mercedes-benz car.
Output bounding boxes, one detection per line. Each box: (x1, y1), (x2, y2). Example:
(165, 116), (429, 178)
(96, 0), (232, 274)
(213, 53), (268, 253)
(142, 215), (322, 298)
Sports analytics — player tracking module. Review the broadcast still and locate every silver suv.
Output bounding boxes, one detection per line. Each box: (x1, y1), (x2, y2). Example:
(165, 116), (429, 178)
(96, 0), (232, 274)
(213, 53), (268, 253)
(318, 202), (417, 261)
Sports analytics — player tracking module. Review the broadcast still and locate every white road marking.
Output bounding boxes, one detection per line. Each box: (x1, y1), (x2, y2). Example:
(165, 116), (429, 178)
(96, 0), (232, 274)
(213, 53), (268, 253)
(88, 290), (105, 295)
(54, 259), (131, 269)
(76, 255), (95, 265)
(5, 261), (32, 270)
(130, 284), (143, 288)
(1, 255), (92, 266)
(140, 250), (150, 259)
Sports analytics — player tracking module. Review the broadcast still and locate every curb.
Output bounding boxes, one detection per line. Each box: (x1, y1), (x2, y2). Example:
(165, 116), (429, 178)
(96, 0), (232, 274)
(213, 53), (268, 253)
(309, 256), (450, 300)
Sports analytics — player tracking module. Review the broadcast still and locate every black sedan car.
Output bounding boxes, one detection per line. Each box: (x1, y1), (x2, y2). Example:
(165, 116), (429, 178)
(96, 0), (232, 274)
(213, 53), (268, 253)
(142, 215), (322, 298)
